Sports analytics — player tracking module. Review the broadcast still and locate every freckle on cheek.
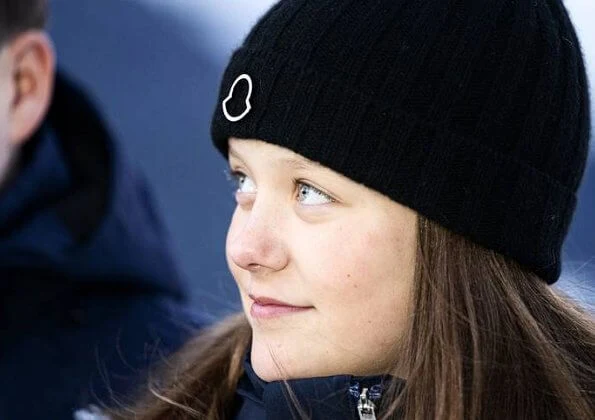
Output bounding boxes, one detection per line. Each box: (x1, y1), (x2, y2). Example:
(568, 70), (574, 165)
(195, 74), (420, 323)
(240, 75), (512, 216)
(348, 273), (358, 288)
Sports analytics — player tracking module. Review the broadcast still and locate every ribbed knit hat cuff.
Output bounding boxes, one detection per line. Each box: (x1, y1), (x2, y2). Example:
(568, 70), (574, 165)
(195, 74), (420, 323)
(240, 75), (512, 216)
(212, 47), (577, 284)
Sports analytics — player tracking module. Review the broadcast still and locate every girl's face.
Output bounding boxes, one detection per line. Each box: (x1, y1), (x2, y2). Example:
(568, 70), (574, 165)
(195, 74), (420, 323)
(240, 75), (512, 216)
(226, 138), (417, 381)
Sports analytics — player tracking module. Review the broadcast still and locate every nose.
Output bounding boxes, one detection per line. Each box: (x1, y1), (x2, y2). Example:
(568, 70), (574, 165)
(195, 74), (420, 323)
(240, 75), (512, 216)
(227, 204), (289, 274)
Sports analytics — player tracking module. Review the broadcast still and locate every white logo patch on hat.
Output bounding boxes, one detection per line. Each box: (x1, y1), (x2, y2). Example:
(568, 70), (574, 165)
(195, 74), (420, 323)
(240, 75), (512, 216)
(222, 73), (253, 122)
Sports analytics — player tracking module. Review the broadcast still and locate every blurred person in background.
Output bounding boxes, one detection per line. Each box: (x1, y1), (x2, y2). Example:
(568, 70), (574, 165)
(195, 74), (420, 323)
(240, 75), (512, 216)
(107, 0), (594, 419)
(0, 1), (206, 419)
(48, 0), (235, 318)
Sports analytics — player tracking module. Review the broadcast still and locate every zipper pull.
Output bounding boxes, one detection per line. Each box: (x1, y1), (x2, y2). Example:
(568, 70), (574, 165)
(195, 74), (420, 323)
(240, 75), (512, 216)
(357, 387), (377, 420)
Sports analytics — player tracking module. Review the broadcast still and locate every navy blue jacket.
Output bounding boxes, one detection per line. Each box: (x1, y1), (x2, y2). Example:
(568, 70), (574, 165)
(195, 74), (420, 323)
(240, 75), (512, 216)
(0, 73), (207, 420)
(234, 351), (404, 420)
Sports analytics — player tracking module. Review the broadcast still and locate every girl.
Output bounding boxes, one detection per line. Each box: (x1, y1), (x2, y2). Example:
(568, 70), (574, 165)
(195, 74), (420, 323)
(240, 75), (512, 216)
(111, 0), (594, 418)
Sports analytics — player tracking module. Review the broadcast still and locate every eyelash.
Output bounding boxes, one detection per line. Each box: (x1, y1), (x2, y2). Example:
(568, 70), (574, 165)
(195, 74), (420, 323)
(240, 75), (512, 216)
(225, 169), (244, 188)
(293, 178), (335, 203)
(225, 169), (335, 203)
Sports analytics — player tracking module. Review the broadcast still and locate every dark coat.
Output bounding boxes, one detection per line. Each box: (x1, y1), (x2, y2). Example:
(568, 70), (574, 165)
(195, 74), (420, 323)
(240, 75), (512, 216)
(0, 72), (207, 420)
(233, 351), (403, 420)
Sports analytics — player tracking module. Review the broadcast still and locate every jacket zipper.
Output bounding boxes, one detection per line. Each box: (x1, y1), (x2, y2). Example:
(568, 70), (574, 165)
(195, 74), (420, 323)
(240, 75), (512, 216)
(357, 387), (377, 420)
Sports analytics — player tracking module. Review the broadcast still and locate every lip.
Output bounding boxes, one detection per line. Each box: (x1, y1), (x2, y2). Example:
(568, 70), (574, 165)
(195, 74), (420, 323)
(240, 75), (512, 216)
(249, 294), (314, 319)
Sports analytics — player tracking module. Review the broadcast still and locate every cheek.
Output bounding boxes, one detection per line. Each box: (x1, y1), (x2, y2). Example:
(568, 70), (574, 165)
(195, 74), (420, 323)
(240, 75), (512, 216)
(303, 222), (415, 350)
(308, 223), (414, 296)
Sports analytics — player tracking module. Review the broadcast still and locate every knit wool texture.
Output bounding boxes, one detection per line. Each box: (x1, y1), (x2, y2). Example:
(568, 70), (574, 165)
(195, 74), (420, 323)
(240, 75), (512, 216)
(211, 0), (591, 284)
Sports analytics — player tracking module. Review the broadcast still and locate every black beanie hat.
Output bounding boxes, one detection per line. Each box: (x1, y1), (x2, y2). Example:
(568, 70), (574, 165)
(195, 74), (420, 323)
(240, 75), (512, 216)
(211, 0), (591, 284)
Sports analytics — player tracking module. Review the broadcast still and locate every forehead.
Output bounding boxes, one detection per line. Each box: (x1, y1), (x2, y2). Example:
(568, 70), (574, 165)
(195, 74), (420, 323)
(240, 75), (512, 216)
(228, 137), (321, 171)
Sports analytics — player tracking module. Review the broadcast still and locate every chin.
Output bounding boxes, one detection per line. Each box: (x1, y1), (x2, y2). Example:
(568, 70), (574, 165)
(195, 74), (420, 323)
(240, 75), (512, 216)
(250, 348), (286, 382)
(251, 359), (281, 382)
(250, 337), (309, 382)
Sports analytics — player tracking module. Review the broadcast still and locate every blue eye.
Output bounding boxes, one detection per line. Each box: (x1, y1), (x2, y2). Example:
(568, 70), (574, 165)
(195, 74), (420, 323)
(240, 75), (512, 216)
(297, 182), (333, 205)
(228, 170), (257, 193)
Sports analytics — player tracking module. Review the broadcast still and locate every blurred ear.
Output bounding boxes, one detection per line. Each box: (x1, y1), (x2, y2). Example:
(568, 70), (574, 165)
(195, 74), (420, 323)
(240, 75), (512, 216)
(7, 31), (55, 146)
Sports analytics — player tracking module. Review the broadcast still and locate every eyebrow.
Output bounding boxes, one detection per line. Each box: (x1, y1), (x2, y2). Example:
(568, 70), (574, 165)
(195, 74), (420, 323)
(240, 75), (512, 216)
(279, 156), (318, 171)
(228, 146), (320, 172)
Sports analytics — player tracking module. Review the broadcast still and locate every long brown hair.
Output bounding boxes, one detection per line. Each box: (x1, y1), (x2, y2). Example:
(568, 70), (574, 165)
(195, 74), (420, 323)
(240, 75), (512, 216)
(109, 215), (595, 419)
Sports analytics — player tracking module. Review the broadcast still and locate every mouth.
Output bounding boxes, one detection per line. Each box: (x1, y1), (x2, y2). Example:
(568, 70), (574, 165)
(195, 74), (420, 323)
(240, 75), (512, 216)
(249, 294), (314, 319)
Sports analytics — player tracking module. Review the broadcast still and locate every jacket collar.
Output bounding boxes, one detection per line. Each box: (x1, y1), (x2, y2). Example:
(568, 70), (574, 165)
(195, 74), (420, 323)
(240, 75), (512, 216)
(235, 349), (404, 419)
